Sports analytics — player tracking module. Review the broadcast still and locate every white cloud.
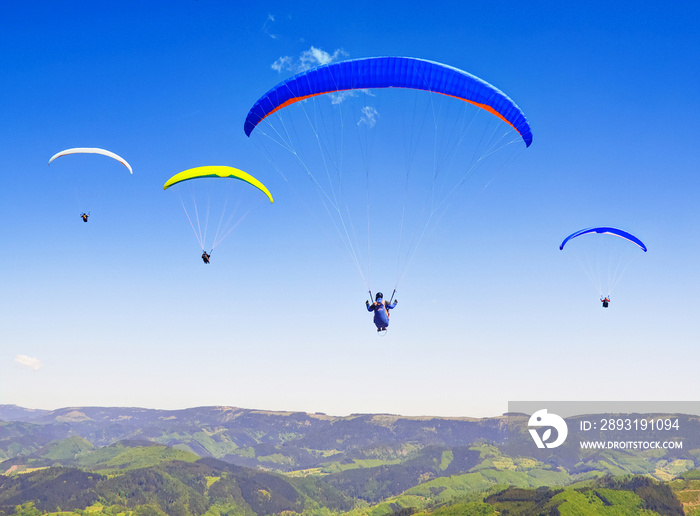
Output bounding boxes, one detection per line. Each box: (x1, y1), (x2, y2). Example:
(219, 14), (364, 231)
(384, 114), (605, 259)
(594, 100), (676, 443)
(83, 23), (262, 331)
(358, 106), (379, 127)
(271, 56), (292, 73)
(15, 355), (42, 371)
(329, 89), (374, 105)
(299, 47), (343, 70)
(271, 46), (348, 74)
(262, 14), (279, 40)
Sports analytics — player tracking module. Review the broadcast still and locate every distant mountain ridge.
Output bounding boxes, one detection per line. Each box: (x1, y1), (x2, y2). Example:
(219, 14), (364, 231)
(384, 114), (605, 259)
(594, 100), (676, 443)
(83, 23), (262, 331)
(1, 405), (699, 515)
(0, 404), (486, 424)
(0, 405), (504, 471)
(0, 405), (52, 423)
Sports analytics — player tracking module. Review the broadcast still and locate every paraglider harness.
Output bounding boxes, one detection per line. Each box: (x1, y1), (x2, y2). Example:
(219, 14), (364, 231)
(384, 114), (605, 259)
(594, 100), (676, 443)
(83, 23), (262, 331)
(370, 289), (395, 318)
(601, 296), (610, 308)
(80, 212), (90, 223)
(374, 299), (390, 319)
(202, 250), (211, 264)
(368, 289), (396, 336)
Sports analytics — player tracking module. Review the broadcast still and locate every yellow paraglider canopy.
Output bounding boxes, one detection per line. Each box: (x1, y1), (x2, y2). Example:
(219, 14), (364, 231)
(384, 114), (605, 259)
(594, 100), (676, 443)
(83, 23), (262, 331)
(163, 166), (273, 203)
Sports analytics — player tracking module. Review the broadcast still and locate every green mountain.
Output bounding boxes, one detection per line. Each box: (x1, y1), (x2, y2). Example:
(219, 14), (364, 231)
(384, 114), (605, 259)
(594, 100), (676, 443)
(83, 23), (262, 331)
(1, 406), (699, 515)
(0, 457), (353, 516)
(0, 406), (504, 471)
(0, 440), (697, 516)
(2, 405), (698, 480)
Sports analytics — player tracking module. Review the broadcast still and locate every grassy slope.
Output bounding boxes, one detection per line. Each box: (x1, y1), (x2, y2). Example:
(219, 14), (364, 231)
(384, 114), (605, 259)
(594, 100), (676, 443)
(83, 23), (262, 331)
(2, 438), (698, 516)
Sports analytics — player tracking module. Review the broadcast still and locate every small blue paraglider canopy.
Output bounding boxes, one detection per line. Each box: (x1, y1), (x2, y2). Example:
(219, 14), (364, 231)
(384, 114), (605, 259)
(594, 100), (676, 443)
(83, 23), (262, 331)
(559, 227), (647, 252)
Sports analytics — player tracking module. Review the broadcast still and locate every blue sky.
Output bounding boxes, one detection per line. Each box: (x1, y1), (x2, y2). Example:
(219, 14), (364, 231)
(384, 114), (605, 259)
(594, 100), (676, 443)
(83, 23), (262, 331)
(1, 1), (699, 417)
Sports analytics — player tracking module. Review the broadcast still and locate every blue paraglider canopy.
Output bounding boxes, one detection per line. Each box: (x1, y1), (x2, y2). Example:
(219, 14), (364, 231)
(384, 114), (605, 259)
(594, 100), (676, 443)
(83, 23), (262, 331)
(559, 227), (647, 252)
(244, 56), (532, 147)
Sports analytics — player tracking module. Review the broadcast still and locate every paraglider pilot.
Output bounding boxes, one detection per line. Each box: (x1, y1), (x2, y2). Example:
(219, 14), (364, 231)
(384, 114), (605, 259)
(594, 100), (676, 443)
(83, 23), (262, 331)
(601, 296), (610, 308)
(201, 251), (211, 264)
(80, 212), (89, 223)
(366, 292), (397, 332)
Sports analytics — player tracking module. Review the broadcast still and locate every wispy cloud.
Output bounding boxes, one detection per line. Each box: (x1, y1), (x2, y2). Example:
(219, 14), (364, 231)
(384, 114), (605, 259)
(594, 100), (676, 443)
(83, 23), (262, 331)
(15, 355), (42, 371)
(262, 14), (279, 40)
(329, 89), (374, 105)
(271, 46), (348, 74)
(358, 106), (379, 127)
(271, 56), (293, 73)
(299, 47), (345, 70)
